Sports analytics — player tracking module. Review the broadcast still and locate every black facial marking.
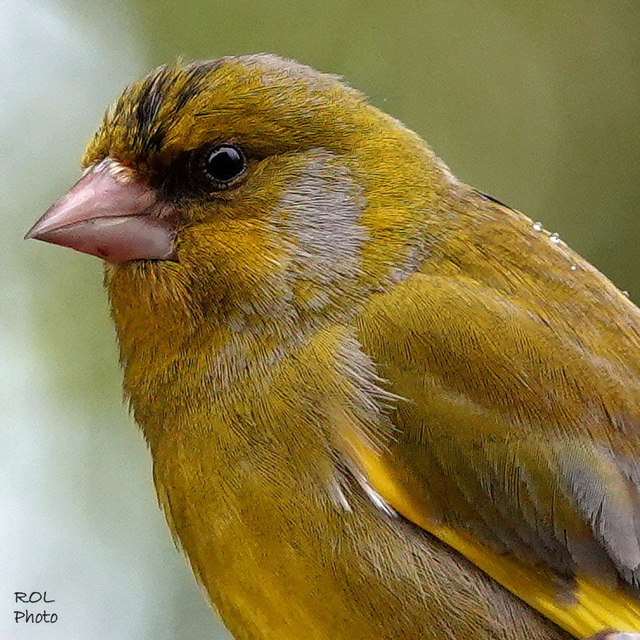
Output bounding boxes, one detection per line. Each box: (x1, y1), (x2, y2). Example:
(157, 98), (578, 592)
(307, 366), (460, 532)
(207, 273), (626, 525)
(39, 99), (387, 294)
(145, 129), (167, 154)
(135, 74), (167, 139)
(127, 60), (222, 155)
(171, 61), (220, 115)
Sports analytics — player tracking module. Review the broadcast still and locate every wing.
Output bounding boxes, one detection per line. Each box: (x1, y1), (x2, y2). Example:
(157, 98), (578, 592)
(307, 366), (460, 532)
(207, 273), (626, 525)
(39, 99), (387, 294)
(354, 242), (640, 639)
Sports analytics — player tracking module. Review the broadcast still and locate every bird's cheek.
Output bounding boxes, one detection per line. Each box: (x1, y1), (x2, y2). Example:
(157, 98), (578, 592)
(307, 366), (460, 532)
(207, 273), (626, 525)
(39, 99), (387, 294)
(178, 222), (291, 300)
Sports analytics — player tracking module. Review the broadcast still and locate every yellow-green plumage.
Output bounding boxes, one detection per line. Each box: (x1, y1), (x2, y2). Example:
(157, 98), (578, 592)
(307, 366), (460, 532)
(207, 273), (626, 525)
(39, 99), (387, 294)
(41, 55), (640, 638)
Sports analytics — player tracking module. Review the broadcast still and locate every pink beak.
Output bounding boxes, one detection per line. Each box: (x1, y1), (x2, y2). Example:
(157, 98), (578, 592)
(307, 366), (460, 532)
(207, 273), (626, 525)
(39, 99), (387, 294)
(25, 159), (177, 264)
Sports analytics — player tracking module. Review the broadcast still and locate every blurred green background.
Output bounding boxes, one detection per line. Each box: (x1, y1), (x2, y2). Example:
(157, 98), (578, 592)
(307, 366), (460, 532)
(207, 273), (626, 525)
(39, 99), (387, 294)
(2, 0), (639, 638)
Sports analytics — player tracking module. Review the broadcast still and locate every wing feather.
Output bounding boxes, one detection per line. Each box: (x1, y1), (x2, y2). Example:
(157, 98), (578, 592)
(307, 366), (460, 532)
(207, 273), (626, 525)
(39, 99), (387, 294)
(353, 270), (640, 637)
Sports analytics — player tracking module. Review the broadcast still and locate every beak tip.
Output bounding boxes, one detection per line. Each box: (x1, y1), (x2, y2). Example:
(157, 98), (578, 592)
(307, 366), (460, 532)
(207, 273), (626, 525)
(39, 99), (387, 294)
(24, 219), (50, 241)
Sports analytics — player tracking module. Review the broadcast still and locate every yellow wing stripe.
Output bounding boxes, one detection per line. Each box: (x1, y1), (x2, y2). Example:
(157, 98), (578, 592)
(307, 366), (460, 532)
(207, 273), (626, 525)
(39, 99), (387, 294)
(348, 435), (640, 638)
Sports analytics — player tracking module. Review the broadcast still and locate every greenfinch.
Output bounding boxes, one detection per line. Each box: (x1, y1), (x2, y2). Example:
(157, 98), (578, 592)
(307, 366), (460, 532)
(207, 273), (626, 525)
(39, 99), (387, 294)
(27, 55), (640, 639)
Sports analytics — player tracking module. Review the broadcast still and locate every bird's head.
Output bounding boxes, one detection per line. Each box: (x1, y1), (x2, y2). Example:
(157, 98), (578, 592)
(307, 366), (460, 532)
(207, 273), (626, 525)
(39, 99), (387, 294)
(28, 55), (450, 349)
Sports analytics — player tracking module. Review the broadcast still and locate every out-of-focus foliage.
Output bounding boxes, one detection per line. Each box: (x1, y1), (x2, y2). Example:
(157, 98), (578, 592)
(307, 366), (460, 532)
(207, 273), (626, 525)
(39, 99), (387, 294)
(2, 1), (638, 638)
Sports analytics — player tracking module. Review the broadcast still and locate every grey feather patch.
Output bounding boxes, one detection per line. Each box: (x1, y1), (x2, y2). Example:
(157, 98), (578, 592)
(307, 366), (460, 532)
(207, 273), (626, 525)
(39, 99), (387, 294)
(558, 444), (640, 576)
(276, 149), (367, 286)
(327, 479), (353, 512)
(352, 470), (397, 517)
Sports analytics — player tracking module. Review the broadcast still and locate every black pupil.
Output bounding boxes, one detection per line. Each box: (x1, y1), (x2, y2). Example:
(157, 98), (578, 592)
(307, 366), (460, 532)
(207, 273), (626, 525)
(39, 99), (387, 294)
(205, 145), (245, 183)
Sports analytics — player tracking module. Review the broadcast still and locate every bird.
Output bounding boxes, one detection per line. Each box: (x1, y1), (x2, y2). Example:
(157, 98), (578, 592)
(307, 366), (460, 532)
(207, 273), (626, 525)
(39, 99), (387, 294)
(26, 54), (640, 639)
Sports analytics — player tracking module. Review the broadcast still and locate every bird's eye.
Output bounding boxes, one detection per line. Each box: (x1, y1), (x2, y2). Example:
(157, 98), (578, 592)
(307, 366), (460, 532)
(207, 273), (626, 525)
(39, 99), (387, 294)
(202, 144), (246, 188)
